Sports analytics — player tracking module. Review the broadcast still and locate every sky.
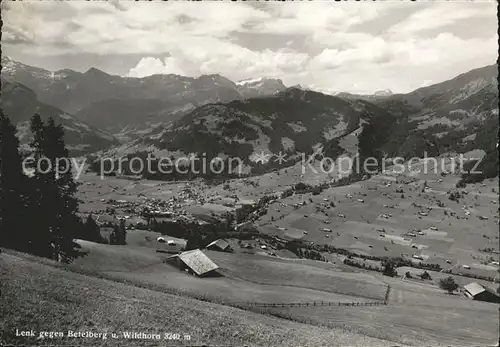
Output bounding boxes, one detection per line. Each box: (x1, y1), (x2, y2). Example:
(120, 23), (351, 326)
(2, 0), (497, 94)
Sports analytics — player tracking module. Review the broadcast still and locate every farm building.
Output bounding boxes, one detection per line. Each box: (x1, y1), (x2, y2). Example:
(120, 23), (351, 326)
(205, 239), (231, 252)
(463, 282), (500, 304)
(235, 221), (261, 234)
(164, 249), (220, 277)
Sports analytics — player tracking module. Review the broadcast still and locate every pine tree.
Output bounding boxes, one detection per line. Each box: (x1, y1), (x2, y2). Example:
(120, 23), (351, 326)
(26, 114), (53, 257)
(43, 118), (79, 259)
(0, 112), (26, 250)
(109, 225), (118, 245)
(109, 219), (126, 245)
(27, 115), (79, 260)
(116, 219), (127, 245)
(82, 214), (103, 243)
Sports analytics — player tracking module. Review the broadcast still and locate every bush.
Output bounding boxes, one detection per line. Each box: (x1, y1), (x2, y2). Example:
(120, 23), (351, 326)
(448, 191), (461, 202)
(438, 276), (459, 294)
(382, 262), (397, 277)
(419, 271), (432, 280)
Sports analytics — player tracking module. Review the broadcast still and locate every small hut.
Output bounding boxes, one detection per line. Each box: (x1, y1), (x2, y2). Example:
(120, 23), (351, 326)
(164, 249), (219, 277)
(205, 239), (231, 252)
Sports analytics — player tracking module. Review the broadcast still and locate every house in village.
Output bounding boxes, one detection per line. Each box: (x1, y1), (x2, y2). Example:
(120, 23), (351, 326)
(463, 282), (500, 304)
(205, 239), (232, 253)
(164, 249), (220, 277)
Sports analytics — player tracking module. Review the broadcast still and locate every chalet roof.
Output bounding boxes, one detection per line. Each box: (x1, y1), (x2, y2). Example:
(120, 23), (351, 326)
(206, 239), (230, 250)
(168, 249), (219, 276)
(464, 282), (486, 297)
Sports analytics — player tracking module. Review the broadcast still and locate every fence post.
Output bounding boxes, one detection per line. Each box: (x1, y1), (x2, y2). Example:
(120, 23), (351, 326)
(384, 285), (391, 305)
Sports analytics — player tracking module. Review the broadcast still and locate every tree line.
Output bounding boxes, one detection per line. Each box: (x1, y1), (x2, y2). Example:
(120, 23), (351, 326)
(0, 112), (125, 262)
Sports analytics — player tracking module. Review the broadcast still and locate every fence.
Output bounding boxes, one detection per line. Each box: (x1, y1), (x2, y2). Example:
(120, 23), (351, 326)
(240, 285), (391, 309)
(384, 285), (391, 305)
(242, 300), (386, 308)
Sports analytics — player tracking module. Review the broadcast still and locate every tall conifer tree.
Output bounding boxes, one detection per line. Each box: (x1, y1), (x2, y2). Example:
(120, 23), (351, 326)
(28, 115), (79, 260)
(27, 114), (53, 256)
(0, 111), (26, 250)
(43, 118), (79, 258)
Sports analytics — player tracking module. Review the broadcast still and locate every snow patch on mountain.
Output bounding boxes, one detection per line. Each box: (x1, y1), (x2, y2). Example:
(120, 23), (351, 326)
(287, 122), (307, 133)
(59, 113), (73, 120)
(73, 122), (91, 131)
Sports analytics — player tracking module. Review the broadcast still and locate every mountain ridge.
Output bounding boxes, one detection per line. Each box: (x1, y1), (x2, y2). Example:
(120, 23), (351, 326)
(2, 57), (497, 173)
(0, 78), (119, 156)
(1, 56), (289, 140)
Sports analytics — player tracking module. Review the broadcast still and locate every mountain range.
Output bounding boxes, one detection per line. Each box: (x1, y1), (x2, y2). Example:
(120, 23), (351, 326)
(102, 64), (497, 175)
(1, 56), (497, 175)
(106, 87), (385, 168)
(1, 56), (287, 141)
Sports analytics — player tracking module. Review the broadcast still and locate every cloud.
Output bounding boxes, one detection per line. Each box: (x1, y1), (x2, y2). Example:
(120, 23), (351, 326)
(309, 36), (393, 70)
(306, 33), (497, 94)
(251, 3), (389, 35)
(128, 57), (188, 78)
(2, 2), (269, 55)
(127, 44), (310, 81)
(2, 1), (497, 93)
(387, 2), (495, 37)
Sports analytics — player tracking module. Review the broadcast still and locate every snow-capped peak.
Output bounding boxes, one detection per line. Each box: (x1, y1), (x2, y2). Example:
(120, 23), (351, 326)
(235, 76), (283, 86)
(235, 77), (266, 86)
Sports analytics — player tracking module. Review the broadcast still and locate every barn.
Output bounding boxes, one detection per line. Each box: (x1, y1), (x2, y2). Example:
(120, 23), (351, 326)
(164, 249), (220, 277)
(205, 239), (231, 252)
(463, 282), (500, 304)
